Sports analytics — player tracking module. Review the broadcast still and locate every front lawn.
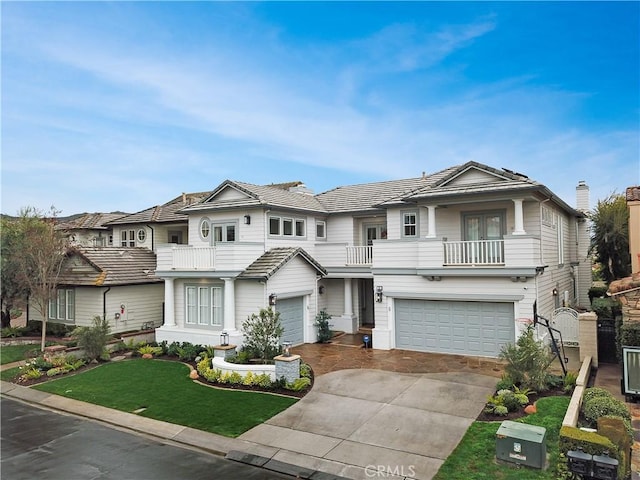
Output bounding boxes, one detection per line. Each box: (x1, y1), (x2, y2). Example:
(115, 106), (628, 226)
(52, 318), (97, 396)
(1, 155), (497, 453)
(0, 343), (39, 365)
(34, 359), (297, 437)
(434, 396), (570, 479)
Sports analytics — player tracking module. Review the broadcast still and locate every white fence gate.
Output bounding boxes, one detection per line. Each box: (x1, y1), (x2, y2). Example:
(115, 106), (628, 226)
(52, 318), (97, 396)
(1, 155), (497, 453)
(551, 307), (579, 346)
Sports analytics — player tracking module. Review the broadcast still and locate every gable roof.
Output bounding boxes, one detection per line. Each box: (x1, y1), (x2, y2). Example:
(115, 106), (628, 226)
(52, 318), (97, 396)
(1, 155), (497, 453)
(57, 247), (161, 286)
(398, 161), (582, 216)
(238, 247), (326, 280)
(107, 191), (211, 225)
(183, 180), (327, 214)
(56, 212), (128, 231)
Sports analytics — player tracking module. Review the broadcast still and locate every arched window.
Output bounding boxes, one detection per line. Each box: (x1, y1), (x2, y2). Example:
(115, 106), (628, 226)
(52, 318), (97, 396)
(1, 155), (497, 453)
(199, 218), (210, 240)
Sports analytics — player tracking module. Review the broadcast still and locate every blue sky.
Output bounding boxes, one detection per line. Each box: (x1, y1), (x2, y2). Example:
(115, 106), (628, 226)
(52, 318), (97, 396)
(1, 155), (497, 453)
(2, 1), (638, 216)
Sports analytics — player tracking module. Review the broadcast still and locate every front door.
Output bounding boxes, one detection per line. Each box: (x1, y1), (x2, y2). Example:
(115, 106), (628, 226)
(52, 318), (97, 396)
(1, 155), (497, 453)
(359, 279), (375, 327)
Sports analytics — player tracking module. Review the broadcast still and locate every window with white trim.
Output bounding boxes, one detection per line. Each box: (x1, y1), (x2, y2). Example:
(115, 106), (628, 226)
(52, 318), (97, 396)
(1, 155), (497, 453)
(269, 217), (280, 235)
(185, 286), (223, 327)
(269, 215), (306, 238)
(316, 220), (326, 239)
(557, 215), (565, 264)
(137, 229), (146, 242)
(199, 218), (210, 240)
(49, 289), (75, 322)
(121, 230), (135, 247)
(213, 222), (236, 243)
(402, 211), (418, 237)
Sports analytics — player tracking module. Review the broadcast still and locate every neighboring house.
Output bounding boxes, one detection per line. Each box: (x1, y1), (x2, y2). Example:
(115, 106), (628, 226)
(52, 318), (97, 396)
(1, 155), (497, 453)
(105, 191), (211, 252)
(155, 161), (592, 358)
(627, 186), (640, 274)
(29, 247), (164, 333)
(56, 212), (128, 247)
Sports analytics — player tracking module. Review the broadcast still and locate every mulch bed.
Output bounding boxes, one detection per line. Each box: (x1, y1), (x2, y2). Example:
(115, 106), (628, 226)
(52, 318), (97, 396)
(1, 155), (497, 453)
(475, 387), (570, 422)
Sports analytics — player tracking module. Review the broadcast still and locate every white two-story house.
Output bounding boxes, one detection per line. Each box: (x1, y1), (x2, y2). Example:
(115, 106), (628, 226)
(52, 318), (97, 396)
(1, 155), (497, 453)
(155, 162), (591, 358)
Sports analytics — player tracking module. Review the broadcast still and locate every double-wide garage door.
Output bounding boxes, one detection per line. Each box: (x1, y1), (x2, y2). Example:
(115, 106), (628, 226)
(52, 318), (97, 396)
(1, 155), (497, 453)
(395, 299), (514, 357)
(277, 296), (304, 345)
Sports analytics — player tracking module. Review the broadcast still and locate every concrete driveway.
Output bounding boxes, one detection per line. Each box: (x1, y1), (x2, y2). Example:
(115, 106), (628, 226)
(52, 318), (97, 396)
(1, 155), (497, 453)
(239, 369), (497, 480)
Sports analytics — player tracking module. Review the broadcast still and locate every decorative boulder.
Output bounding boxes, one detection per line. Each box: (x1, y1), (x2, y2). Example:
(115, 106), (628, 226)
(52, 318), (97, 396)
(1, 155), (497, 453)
(189, 370), (199, 380)
(142, 353), (153, 359)
(524, 404), (537, 415)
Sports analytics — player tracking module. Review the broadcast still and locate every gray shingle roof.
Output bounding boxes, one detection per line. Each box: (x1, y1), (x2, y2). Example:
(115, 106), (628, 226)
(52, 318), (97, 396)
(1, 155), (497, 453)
(184, 181), (327, 214)
(57, 247), (161, 286)
(316, 166), (459, 212)
(238, 247), (326, 280)
(627, 186), (640, 202)
(57, 212), (128, 230)
(107, 191), (212, 225)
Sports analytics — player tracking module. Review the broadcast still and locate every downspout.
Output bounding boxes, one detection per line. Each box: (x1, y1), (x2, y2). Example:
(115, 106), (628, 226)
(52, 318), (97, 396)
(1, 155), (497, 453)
(103, 287), (111, 321)
(146, 224), (155, 251)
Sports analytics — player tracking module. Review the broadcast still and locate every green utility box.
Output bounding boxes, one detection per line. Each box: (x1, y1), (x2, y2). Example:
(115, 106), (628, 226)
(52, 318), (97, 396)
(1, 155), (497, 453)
(496, 420), (547, 469)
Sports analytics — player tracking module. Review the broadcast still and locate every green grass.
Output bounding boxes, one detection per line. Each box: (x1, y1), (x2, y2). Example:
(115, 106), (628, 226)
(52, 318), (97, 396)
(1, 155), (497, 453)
(1, 366), (22, 382)
(434, 396), (570, 480)
(0, 343), (39, 365)
(33, 359), (297, 437)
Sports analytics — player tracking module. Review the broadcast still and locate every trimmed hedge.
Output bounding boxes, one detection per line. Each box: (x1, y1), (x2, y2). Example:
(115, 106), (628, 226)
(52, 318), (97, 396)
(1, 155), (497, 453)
(559, 426), (625, 480)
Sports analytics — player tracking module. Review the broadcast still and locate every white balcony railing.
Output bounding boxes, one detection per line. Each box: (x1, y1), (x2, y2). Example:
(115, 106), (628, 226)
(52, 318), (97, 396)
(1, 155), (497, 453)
(345, 245), (373, 266)
(157, 245), (216, 270)
(443, 239), (504, 266)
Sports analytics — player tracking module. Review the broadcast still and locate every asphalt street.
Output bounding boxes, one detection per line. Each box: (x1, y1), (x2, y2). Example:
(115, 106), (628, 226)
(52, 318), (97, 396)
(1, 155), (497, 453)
(1, 397), (293, 480)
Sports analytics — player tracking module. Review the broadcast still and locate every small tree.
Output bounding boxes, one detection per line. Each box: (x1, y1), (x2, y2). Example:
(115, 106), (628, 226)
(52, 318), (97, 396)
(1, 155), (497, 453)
(499, 324), (555, 391)
(314, 310), (332, 343)
(241, 307), (284, 363)
(2, 207), (69, 351)
(72, 316), (111, 362)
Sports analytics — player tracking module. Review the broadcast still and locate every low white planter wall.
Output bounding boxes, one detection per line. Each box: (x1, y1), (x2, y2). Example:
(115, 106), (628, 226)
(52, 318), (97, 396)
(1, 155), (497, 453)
(211, 356), (276, 381)
(562, 355), (592, 427)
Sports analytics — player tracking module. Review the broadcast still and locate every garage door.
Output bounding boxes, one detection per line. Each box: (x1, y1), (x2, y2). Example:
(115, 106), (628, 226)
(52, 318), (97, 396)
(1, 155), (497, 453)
(395, 299), (514, 357)
(277, 297), (304, 345)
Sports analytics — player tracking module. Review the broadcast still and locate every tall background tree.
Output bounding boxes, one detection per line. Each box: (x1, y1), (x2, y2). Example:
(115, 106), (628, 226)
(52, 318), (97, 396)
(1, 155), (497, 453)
(1, 207), (68, 350)
(590, 193), (631, 283)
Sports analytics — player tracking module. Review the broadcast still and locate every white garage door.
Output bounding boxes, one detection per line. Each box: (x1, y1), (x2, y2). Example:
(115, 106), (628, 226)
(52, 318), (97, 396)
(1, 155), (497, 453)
(395, 299), (514, 357)
(277, 297), (304, 345)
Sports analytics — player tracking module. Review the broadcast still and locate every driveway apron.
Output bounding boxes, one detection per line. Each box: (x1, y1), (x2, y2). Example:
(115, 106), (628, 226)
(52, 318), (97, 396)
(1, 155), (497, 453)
(239, 369), (496, 480)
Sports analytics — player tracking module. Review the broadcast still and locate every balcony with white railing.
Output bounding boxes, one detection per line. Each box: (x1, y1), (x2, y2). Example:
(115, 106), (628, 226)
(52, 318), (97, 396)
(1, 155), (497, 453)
(443, 239), (505, 266)
(345, 246), (373, 266)
(156, 243), (264, 272)
(312, 243), (373, 268)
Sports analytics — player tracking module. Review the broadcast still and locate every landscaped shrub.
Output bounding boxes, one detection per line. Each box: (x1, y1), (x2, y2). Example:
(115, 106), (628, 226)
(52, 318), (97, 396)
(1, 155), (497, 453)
(563, 371), (578, 393)
(592, 297), (619, 319)
(71, 316), (111, 362)
(300, 362), (312, 379)
(582, 386), (614, 405)
(559, 425), (624, 479)
(1, 326), (26, 338)
(176, 342), (204, 362)
(314, 310), (332, 343)
(495, 374), (514, 392)
(588, 286), (609, 303)
(582, 396), (631, 426)
(255, 373), (273, 388)
(137, 344), (163, 357)
(499, 324), (555, 391)
(286, 377), (311, 391)
(242, 307), (284, 363)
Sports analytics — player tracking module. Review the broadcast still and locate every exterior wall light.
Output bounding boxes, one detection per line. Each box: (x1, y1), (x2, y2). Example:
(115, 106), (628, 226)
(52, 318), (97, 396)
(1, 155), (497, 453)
(269, 293), (277, 306)
(282, 341), (292, 357)
(375, 286), (383, 303)
(244, 215), (251, 225)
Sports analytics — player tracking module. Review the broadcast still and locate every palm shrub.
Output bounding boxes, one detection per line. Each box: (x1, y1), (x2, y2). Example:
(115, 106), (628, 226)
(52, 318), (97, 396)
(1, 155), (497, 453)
(242, 307), (284, 363)
(71, 316), (111, 362)
(499, 324), (555, 391)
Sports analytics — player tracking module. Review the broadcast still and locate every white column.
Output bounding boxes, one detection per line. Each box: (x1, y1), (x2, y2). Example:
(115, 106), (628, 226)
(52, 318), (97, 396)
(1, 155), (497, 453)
(512, 199), (526, 235)
(343, 278), (353, 317)
(164, 278), (175, 327)
(426, 205), (436, 238)
(222, 278), (236, 332)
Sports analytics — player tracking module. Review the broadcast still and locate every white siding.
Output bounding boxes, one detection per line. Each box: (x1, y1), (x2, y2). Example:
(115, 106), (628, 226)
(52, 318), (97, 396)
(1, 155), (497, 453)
(326, 215), (356, 244)
(235, 281), (266, 329)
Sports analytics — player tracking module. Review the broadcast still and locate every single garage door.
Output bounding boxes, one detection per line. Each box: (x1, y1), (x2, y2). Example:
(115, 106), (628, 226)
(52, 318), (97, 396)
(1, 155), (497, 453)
(277, 296), (304, 345)
(395, 299), (514, 357)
